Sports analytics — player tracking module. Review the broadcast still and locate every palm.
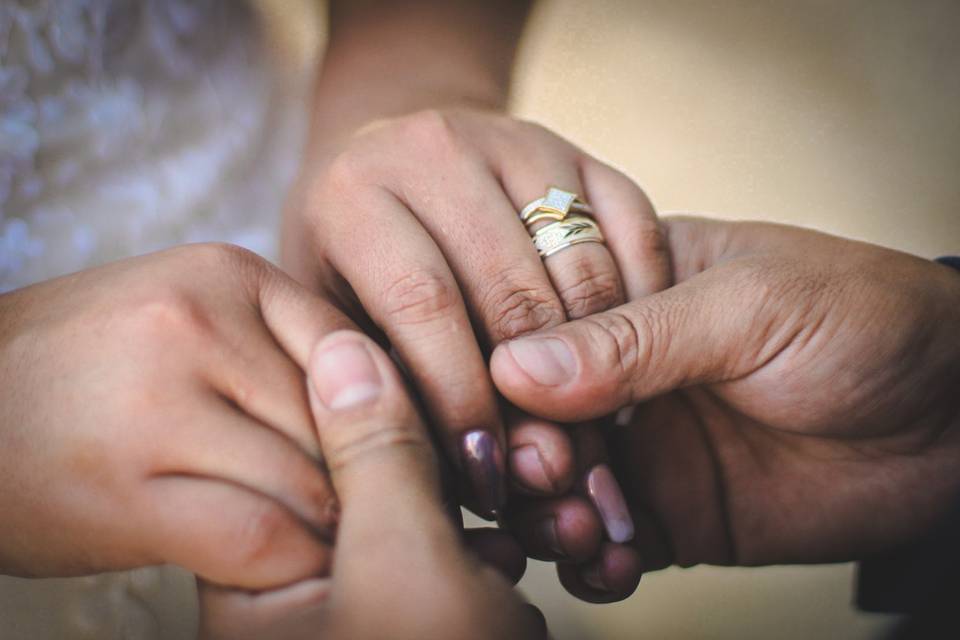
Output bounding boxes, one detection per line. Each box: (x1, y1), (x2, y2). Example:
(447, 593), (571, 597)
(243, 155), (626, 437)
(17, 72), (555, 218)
(611, 265), (960, 569)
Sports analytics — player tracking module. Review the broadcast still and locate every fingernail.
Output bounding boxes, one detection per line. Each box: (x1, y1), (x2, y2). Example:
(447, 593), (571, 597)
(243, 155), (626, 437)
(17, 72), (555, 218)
(311, 339), (382, 410)
(510, 445), (556, 494)
(581, 561), (608, 591)
(505, 337), (577, 386)
(534, 517), (565, 557)
(586, 464), (635, 544)
(460, 430), (506, 519)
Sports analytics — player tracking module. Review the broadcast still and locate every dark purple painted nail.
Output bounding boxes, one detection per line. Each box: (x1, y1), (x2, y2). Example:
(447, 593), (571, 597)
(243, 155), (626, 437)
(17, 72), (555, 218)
(460, 430), (507, 519)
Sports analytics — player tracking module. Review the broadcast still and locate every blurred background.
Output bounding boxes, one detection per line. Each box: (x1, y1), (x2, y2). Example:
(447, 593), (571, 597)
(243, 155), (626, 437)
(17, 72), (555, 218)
(2, 0), (957, 638)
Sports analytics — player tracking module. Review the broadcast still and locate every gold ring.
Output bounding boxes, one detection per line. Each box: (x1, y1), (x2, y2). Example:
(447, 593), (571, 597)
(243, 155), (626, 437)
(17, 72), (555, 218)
(531, 214), (605, 258)
(520, 187), (593, 225)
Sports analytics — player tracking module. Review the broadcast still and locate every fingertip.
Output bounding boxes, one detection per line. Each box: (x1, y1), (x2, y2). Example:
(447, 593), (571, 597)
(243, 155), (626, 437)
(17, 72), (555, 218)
(506, 415), (575, 496)
(490, 342), (528, 395)
(553, 498), (604, 562)
(557, 543), (642, 604)
(508, 496), (603, 563)
(464, 528), (527, 585)
(491, 337), (597, 422)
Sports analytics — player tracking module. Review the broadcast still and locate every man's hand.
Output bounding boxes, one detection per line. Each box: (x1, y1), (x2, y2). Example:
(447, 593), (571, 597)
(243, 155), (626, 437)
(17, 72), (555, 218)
(492, 217), (960, 599)
(199, 331), (547, 640)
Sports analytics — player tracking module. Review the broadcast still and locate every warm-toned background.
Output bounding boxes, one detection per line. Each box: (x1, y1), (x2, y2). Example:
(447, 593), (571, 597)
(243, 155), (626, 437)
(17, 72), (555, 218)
(257, 1), (959, 639)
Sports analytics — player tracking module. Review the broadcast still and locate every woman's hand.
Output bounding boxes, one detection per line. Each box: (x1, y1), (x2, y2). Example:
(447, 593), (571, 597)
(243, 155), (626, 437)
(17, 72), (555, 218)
(491, 218), (960, 596)
(285, 109), (669, 589)
(199, 331), (547, 640)
(285, 108), (671, 602)
(0, 244), (354, 588)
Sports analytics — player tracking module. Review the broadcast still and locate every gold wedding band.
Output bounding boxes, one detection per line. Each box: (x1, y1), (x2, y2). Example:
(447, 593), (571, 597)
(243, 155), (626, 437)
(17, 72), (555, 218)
(531, 214), (605, 258)
(520, 187), (605, 258)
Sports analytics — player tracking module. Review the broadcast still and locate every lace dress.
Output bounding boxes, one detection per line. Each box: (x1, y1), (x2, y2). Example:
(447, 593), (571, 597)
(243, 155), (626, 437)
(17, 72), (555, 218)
(0, 0), (308, 636)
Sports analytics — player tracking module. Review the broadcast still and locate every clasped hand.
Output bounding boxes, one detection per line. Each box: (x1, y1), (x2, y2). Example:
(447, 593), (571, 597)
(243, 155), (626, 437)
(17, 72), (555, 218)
(2, 110), (958, 640)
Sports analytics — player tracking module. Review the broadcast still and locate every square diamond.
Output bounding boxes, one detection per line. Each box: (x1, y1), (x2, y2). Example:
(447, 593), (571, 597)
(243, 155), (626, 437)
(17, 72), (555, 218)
(541, 188), (576, 214)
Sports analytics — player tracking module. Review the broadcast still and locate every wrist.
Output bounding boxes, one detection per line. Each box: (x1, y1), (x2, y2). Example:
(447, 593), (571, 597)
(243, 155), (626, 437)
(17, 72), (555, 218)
(305, 1), (529, 159)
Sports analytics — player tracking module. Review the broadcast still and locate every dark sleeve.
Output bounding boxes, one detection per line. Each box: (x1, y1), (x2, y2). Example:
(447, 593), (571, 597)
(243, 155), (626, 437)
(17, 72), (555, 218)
(856, 505), (960, 613)
(856, 255), (960, 616)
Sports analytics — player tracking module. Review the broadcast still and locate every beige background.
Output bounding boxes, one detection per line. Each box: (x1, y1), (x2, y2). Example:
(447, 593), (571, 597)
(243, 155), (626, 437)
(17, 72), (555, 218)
(262, 1), (958, 639)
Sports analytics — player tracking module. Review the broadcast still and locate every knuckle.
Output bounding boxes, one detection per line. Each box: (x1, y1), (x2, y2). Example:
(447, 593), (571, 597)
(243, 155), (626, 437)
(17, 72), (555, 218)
(324, 150), (372, 191)
(181, 242), (268, 295)
(325, 419), (432, 476)
(581, 308), (659, 397)
(399, 109), (461, 155)
(481, 274), (565, 340)
(381, 269), (460, 327)
(632, 215), (669, 258)
(297, 472), (339, 530)
(127, 287), (215, 345)
(235, 504), (290, 567)
(555, 257), (623, 319)
(185, 242), (264, 274)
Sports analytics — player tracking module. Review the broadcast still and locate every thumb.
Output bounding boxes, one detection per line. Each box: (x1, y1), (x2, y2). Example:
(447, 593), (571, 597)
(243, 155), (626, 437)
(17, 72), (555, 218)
(490, 272), (754, 422)
(306, 330), (460, 581)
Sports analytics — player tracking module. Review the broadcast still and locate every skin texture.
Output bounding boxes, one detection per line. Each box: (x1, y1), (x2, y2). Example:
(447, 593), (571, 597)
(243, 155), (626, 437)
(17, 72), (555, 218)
(198, 331), (546, 640)
(491, 217), (960, 600)
(0, 243), (354, 589)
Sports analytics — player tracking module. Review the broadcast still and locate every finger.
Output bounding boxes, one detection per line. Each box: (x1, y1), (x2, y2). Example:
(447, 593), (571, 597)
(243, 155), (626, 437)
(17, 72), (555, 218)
(475, 124), (646, 530)
(491, 272), (752, 421)
(557, 542), (643, 604)
(504, 424), (634, 561)
(393, 152), (568, 345)
(521, 603), (549, 640)
(463, 528), (527, 585)
(504, 410), (576, 496)
(317, 189), (507, 518)
(306, 330), (462, 584)
(483, 124), (626, 320)
(252, 256), (358, 371)
(572, 424), (635, 544)
(579, 157), (672, 300)
(157, 397), (338, 534)
(145, 476), (331, 589)
(198, 578), (331, 640)
(206, 319), (323, 458)
(506, 494), (602, 562)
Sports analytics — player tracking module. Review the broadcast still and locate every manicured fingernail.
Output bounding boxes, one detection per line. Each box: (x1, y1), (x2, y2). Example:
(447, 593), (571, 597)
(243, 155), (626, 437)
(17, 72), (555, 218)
(586, 464), (635, 543)
(510, 445), (556, 494)
(581, 561), (608, 591)
(505, 337), (576, 386)
(460, 430), (506, 519)
(534, 517), (565, 557)
(311, 339), (381, 410)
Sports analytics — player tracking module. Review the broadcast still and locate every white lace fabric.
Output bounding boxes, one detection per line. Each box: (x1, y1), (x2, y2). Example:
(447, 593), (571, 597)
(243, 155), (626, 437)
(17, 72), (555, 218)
(0, 1), (308, 637)
(0, 0), (305, 293)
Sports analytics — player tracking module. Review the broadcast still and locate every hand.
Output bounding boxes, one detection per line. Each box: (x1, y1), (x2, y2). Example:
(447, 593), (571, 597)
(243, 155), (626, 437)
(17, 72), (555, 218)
(198, 331), (547, 640)
(0, 244), (354, 588)
(492, 218), (960, 586)
(285, 108), (669, 587)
